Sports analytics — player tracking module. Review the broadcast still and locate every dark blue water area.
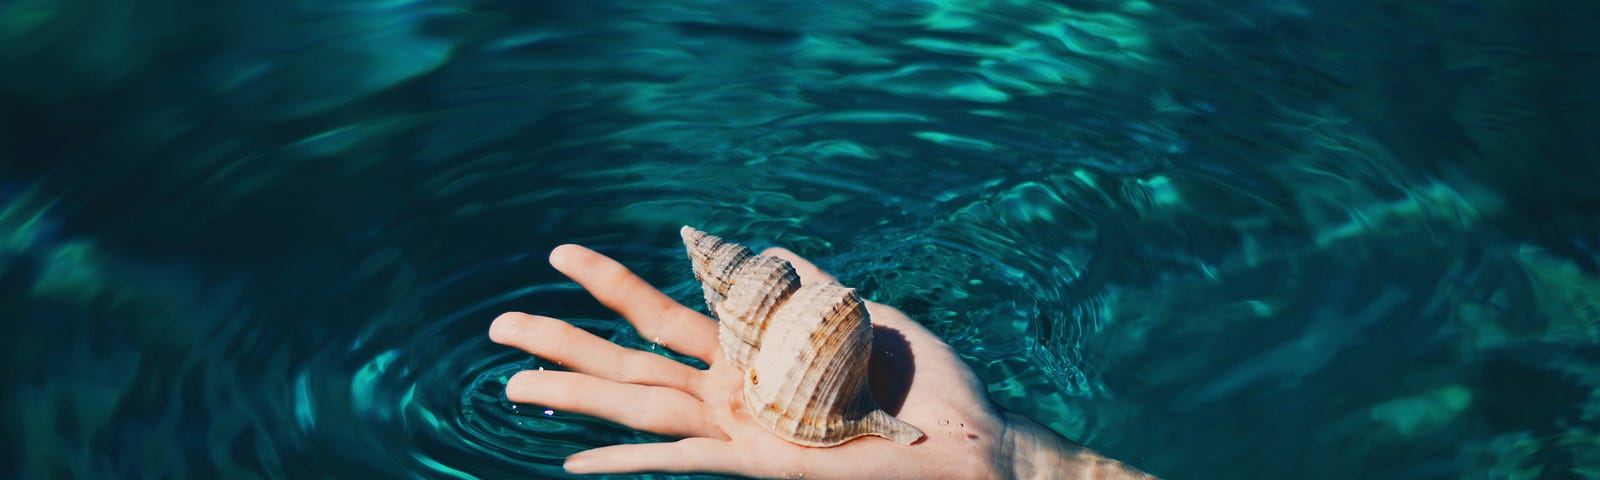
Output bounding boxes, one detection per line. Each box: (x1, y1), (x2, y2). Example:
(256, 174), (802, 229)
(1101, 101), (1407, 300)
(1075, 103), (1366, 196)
(3, 0), (1599, 478)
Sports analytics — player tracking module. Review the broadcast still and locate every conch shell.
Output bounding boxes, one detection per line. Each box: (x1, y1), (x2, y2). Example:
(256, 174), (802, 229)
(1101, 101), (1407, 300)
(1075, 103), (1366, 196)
(681, 226), (924, 447)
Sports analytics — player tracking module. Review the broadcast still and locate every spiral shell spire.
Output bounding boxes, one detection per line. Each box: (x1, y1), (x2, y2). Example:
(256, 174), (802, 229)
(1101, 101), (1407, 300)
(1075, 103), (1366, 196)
(681, 226), (924, 447)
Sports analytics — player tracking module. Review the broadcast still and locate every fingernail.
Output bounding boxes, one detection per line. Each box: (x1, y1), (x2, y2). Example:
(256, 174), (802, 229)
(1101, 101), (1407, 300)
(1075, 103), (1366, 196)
(563, 455), (595, 473)
(549, 245), (572, 267)
(505, 371), (537, 398)
(487, 313), (522, 343)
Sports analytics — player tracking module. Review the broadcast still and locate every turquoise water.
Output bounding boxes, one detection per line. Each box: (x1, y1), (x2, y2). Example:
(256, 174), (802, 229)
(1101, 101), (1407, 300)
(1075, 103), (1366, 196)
(4, 0), (1598, 478)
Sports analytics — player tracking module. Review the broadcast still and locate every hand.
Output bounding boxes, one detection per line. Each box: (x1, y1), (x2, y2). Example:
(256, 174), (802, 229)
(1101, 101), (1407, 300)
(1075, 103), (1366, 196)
(489, 244), (1156, 479)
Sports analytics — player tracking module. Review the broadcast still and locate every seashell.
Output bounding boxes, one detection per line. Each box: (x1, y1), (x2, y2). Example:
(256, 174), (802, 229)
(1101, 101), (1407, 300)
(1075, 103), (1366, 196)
(683, 228), (801, 368)
(681, 226), (924, 447)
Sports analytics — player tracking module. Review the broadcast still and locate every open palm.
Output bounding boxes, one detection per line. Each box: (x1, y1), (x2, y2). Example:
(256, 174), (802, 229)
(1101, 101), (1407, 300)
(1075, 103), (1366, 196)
(489, 244), (1011, 478)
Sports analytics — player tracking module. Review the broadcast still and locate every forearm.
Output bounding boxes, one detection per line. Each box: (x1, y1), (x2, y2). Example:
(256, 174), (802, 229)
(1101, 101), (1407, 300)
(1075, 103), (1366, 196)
(1000, 413), (1158, 480)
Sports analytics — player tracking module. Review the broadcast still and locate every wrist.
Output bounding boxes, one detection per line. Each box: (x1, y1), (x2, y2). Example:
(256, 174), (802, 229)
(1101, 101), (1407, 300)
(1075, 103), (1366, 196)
(999, 413), (1158, 480)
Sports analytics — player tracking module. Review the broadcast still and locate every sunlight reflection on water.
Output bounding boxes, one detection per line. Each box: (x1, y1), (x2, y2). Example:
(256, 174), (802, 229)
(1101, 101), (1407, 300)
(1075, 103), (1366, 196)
(5, 0), (1599, 478)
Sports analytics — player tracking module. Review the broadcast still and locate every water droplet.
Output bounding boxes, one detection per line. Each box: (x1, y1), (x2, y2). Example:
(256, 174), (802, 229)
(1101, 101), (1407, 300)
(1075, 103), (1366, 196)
(939, 419), (950, 426)
(543, 409), (555, 416)
(958, 422), (965, 428)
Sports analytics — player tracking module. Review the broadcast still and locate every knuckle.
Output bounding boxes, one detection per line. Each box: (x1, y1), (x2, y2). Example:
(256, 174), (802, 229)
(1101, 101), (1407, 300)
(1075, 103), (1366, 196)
(638, 389), (681, 431)
(652, 307), (691, 345)
(527, 315), (572, 339)
(601, 268), (633, 300)
(611, 351), (639, 383)
(616, 351), (653, 384)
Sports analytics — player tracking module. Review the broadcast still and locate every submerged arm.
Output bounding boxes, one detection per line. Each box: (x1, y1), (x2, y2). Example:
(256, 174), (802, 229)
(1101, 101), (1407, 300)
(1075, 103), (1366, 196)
(1002, 413), (1157, 480)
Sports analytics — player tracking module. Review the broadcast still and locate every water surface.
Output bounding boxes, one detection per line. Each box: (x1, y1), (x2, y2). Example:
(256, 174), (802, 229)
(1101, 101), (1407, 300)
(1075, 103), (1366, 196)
(4, 0), (1598, 478)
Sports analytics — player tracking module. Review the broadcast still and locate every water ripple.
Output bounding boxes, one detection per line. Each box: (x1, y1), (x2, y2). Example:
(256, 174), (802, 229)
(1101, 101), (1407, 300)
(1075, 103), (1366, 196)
(7, 0), (1599, 478)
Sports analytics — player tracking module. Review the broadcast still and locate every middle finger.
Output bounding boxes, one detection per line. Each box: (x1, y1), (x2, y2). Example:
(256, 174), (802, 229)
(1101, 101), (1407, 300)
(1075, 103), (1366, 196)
(491, 312), (700, 392)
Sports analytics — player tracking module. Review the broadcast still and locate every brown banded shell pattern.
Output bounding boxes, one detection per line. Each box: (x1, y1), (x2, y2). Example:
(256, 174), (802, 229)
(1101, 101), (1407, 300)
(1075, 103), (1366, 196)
(680, 226), (925, 447)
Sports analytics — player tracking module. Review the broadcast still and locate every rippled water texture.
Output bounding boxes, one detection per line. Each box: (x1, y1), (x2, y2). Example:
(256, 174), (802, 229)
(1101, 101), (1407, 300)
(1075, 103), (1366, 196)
(5, 0), (1599, 478)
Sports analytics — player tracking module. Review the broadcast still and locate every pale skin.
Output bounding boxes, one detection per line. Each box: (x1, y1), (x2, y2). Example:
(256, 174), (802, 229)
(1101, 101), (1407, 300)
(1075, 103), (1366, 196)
(489, 243), (1157, 479)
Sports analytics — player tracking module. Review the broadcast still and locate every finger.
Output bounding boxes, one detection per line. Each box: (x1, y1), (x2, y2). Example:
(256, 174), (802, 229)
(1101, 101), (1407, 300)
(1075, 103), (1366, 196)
(563, 438), (739, 475)
(507, 370), (723, 439)
(760, 247), (838, 284)
(548, 244), (720, 364)
(489, 313), (699, 391)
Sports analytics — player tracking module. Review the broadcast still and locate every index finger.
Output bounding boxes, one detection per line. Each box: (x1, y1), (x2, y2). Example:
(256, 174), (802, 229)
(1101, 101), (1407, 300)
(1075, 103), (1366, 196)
(549, 244), (721, 364)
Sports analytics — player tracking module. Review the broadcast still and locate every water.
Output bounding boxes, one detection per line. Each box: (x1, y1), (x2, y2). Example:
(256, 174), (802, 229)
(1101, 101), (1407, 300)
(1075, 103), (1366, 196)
(4, 0), (1598, 478)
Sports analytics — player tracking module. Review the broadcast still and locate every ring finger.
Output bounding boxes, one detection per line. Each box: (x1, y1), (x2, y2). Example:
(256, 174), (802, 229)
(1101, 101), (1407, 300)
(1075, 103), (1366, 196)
(507, 370), (725, 440)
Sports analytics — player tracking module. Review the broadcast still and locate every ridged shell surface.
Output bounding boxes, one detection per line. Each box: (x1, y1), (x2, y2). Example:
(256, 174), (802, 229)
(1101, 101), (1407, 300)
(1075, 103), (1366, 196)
(681, 226), (924, 447)
(683, 227), (800, 368)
